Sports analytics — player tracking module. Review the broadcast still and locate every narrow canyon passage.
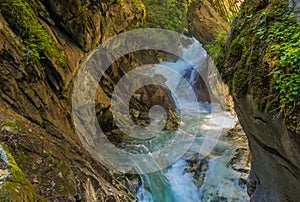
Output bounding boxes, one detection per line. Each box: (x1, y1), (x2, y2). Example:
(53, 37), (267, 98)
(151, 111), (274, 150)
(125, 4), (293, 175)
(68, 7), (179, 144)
(99, 37), (251, 202)
(1, 0), (298, 201)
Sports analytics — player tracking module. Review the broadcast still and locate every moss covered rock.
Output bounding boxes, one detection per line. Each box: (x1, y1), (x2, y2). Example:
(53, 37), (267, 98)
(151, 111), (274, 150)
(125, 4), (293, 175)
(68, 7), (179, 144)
(217, 0), (300, 201)
(0, 0), (146, 201)
(0, 144), (46, 201)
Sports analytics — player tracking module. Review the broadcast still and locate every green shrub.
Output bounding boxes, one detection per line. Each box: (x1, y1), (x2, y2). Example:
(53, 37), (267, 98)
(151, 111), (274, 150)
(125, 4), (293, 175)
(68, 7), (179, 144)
(204, 31), (227, 60)
(142, 0), (190, 32)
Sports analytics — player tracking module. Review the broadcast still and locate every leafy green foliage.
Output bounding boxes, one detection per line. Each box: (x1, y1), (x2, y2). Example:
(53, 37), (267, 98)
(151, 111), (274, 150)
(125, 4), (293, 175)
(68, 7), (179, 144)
(255, 7), (300, 133)
(204, 31), (227, 60)
(218, 1), (299, 133)
(0, 0), (65, 64)
(142, 0), (190, 32)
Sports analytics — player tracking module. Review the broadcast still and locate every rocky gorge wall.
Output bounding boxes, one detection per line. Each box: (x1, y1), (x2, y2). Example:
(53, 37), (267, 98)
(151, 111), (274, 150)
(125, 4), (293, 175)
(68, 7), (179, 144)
(188, 0), (243, 45)
(0, 0), (146, 201)
(0, 0), (207, 200)
(188, 0), (300, 200)
(1, 0), (298, 201)
(216, 0), (300, 201)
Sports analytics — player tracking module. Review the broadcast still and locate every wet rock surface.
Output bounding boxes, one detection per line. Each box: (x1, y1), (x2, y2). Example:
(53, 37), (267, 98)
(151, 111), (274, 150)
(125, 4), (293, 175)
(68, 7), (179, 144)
(185, 156), (209, 188)
(184, 122), (250, 192)
(96, 63), (180, 145)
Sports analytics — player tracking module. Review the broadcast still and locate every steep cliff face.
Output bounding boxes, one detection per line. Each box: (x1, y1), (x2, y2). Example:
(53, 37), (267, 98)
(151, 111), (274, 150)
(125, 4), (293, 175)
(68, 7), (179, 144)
(188, 0), (243, 45)
(188, 0), (229, 45)
(217, 0), (300, 201)
(0, 0), (145, 200)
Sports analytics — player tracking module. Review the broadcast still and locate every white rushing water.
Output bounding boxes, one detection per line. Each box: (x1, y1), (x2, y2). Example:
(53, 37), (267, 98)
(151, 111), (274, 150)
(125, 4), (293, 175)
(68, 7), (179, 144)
(136, 38), (249, 202)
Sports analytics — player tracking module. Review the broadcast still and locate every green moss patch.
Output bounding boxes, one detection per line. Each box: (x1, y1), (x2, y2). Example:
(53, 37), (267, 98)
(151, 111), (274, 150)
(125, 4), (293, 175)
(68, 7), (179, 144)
(0, 144), (45, 201)
(1, 119), (23, 133)
(0, 0), (65, 64)
(257, 6), (300, 132)
(217, 0), (300, 133)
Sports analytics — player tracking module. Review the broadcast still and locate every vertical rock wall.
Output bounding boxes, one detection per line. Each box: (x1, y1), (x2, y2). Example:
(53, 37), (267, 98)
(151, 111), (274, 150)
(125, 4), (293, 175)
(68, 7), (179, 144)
(0, 0), (145, 200)
(216, 0), (300, 201)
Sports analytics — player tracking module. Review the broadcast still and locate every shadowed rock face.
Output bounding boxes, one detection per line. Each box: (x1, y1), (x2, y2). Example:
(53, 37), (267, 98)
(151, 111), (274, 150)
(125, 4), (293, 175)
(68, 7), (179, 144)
(216, 0), (300, 201)
(0, 0), (146, 200)
(188, 0), (229, 45)
(188, 0), (243, 45)
(234, 97), (300, 201)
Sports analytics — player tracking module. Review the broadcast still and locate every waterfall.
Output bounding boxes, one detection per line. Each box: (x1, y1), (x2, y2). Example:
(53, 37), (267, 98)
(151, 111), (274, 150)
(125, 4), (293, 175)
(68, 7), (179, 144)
(155, 38), (208, 101)
(136, 38), (249, 202)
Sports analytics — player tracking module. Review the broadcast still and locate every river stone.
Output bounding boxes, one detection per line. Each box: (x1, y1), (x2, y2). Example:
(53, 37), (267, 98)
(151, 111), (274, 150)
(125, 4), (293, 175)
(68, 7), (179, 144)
(185, 154), (209, 188)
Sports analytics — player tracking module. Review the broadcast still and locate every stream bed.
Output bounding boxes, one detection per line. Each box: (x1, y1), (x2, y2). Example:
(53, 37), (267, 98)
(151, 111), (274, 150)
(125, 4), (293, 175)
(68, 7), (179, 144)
(134, 38), (250, 202)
